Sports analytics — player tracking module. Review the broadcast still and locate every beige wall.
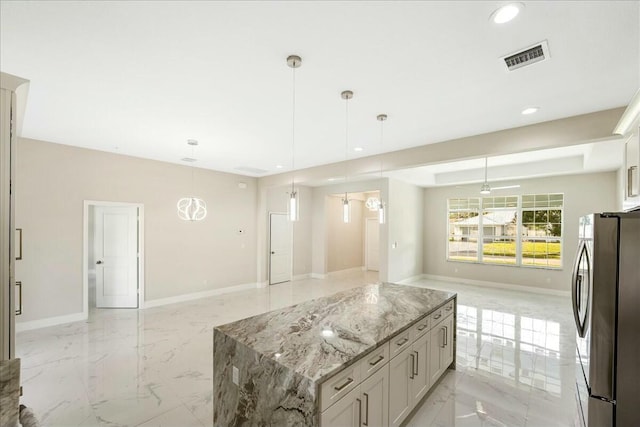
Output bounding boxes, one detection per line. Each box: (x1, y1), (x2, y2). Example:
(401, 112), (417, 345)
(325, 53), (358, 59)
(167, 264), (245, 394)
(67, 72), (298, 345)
(423, 172), (617, 292)
(387, 179), (424, 282)
(15, 138), (258, 322)
(326, 196), (364, 272)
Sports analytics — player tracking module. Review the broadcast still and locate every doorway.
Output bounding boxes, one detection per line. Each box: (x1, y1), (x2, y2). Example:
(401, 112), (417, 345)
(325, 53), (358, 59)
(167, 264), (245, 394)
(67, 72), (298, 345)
(269, 213), (292, 285)
(365, 217), (380, 271)
(83, 201), (144, 314)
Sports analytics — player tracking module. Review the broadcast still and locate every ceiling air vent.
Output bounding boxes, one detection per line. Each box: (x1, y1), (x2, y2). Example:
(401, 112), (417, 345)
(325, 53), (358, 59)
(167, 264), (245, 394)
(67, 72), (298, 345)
(502, 40), (550, 71)
(181, 157), (197, 162)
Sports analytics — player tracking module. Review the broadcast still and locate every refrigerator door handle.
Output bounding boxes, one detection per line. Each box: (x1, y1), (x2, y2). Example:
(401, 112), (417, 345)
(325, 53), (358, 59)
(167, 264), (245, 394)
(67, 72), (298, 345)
(572, 240), (587, 338)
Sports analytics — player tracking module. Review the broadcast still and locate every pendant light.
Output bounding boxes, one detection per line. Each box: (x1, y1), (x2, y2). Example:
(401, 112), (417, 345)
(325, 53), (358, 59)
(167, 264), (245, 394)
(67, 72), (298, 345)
(177, 139), (207, 221)
(341, 90), (353, 223)
(480, 157), (491, 195)
(287, 55), (302, 222)
(376, 114), (387, 224)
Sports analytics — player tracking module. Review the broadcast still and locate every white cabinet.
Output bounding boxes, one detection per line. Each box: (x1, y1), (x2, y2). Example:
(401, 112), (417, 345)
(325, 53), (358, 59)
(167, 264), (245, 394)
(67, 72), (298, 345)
(624, 130), (640, 211)
(411, 330), (430, 403)
(320, 386), (361, 427)
(321, 364), (390, 427)
(429, 314), (454, 387)
(388, 345), (413, 427)
(360, 364), (389, 427)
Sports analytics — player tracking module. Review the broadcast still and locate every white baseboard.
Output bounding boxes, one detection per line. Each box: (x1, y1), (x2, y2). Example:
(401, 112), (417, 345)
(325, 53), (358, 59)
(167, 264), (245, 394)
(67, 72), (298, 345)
(311, 273), (327, 279)
(293, 273), (311, 281)
(394, 274), (425, 285)
(257, 281), (268, 288)
(420, 274), (570, 297)
(327, 266), (366, 277)
(144, 282), (260, 308)
(16, 312), (87, 332)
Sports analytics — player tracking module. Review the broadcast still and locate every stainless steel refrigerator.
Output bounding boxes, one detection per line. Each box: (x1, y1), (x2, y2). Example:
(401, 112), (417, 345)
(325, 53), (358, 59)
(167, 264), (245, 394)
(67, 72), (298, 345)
(572, 212), (640, 427)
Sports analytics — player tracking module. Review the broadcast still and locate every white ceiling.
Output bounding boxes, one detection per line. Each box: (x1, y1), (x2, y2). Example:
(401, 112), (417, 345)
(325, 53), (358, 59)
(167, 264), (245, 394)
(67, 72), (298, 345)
(1, 1), (638, 178)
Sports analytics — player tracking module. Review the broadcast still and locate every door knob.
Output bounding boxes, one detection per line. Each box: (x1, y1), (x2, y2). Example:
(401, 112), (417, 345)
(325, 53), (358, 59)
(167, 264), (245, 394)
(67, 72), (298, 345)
(271, 251), (275, 254)
(96, 260), (103, 265)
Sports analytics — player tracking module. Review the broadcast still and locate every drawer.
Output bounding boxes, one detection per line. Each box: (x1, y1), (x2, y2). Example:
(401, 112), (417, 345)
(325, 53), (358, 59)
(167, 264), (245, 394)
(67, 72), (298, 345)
(359, 342), (390, 380)
(390, 328), (412, 359)
(430, 307), (444, 327)
(320, 363), (361, 412)
(411, 315), (430, 340)
(443, 300), (455, 316)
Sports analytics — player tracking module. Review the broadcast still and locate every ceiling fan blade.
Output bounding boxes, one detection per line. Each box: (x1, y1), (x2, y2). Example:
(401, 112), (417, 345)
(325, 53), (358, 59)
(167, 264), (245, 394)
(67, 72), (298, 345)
(491, 184), (521, 190)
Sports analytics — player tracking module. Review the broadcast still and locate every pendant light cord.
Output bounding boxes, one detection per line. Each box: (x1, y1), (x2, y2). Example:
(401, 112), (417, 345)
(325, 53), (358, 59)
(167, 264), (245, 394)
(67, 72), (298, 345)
(484, 157), (488, 183)
(344, 96), (349, 183)
(379, 119), (384, 179)
(291, 64), (296, 193)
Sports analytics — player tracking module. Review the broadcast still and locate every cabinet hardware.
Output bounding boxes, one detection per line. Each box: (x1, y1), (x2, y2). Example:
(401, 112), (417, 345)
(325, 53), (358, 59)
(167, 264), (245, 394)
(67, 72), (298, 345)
(417, 324), (427, 331)
(333, 377), (353, 391)
(409, 354), (415, 379)
(396, 337), (408, 346)
(368, 355), (384, 366)
(363, 392), (369, 426)
(413, 351), (419, 376)
(357, 398), (362, 427)
(445, 305), (452, 312)
(433, 313), (442, 320)
(441, 328), (446, 348)
(444, 326), (448, 346)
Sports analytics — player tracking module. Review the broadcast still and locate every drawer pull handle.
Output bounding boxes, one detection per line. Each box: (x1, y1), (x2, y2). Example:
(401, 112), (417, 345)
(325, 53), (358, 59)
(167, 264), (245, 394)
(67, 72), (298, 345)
(396, 337), (409, 346)
(445, 305), (452, 311)
(434, 313), (442, 320)
(363, 392), (369, 426)
(417, 324), (427, 331)
(413, 351), (419, 376)
(357, 398), (362, 427)
(369, 355), (384, 366)
(409, 353), (415, 379)
(334, 377), (353, 391)
(441, 327), (446, 348)
(444, 326), (448, 346)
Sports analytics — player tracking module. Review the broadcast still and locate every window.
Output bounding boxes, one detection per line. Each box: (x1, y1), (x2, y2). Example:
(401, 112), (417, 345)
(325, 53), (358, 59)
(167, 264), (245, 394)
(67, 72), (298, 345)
(447, 194), (563, 269)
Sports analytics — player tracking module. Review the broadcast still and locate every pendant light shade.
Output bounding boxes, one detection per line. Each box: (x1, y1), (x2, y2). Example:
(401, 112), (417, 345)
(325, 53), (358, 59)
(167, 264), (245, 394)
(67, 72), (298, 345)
(289, 190), (299, 222)
(177, 139), (207, 221)
(377, 113), (387, 225)
(342, 194), (351, 223)
(287, 54), (302, 222)
(341, 90), (353, 223)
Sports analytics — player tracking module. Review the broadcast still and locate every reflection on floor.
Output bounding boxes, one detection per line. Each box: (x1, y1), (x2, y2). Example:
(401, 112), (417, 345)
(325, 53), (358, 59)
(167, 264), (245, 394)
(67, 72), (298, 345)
(16, 272), (575, 426)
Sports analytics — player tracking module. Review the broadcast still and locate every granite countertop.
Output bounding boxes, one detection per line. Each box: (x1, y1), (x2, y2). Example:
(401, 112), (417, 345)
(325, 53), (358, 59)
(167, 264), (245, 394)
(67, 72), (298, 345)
(215, 282), (456, 384)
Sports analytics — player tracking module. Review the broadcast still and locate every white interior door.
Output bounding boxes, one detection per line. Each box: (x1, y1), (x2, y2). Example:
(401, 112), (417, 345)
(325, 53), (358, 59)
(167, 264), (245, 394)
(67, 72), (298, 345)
(94, 206), (139, 308)
(366, 218), (380, 271)
(269, 213), (292, 285)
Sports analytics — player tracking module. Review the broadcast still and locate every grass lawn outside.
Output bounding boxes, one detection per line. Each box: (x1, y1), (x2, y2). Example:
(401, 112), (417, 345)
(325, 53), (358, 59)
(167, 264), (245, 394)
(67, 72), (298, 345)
(482, 241), (561, 258)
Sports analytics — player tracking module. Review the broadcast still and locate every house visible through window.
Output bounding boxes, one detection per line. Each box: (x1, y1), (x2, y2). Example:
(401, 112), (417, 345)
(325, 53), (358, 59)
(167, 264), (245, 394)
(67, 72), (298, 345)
(447, 194), (563, 269)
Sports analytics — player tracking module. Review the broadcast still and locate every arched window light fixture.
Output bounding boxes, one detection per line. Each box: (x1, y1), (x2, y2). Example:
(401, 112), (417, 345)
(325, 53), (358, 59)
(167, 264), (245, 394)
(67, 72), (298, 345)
(177, 139), (207, 221)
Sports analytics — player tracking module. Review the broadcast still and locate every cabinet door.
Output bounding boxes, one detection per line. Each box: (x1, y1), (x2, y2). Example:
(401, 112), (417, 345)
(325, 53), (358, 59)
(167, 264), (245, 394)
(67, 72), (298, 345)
(411, 330), (430, 403)
(389, 346), (413, 427)
(320, 386), (361, 427)
(360, 363), (389, 427)
(428, 324), (445, 385)
(441, 314), (454, 369)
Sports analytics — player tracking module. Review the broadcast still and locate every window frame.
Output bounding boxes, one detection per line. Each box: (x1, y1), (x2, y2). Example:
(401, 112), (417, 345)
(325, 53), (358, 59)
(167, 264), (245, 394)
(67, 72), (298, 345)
(446, 194), (564, 270)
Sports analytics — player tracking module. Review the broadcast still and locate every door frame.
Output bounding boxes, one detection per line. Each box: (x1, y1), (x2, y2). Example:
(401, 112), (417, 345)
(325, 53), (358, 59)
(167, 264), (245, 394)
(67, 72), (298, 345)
(365, 217), (379, 271)
(82, 200), (145, 316)
(268, 212), (293, 285)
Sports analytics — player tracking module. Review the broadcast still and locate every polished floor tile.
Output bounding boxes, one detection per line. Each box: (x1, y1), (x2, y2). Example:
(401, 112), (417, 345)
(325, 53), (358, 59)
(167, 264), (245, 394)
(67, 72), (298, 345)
(16, 272), (575, 427)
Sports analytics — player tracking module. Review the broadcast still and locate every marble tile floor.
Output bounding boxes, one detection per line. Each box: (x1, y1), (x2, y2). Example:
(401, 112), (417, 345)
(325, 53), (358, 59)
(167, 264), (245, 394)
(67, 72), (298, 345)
(16, 271), (576, 427)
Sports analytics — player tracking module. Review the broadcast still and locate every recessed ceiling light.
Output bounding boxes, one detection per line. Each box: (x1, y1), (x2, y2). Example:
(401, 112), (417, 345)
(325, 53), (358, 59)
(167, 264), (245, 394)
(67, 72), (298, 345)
(521, 107), (539, 115)
(276, 164), (283, 169)
(490, 3), (523, 24)
(354, 147), (363, 152)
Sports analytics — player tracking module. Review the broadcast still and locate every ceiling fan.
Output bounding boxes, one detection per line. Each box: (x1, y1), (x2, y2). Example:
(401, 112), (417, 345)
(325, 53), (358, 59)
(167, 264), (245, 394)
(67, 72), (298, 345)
(479, 157), (520, 194)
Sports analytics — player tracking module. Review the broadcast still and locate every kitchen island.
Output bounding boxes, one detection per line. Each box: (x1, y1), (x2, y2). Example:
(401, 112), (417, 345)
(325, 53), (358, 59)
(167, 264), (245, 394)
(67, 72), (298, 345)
(213, 282), (456, 427)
